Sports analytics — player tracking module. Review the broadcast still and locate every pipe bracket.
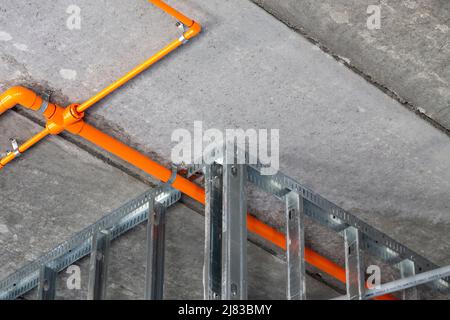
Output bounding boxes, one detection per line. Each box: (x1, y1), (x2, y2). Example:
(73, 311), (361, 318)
(38, 100), (49, 114)
(176, 21), (186, 33)
(10, 139), (21, 157)
(38, 91), (52, 114)
(164, 165), (178, 186)
(179, 35), (189, 44)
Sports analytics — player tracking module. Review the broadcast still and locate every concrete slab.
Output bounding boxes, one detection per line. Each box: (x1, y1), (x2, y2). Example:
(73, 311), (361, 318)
(1, 0), (450, 293)
(252, 0), (450, 132)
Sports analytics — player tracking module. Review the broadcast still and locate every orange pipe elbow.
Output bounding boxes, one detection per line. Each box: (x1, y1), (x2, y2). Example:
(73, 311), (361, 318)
(184, 21), (202, 40)
(0, 86), (43, 115)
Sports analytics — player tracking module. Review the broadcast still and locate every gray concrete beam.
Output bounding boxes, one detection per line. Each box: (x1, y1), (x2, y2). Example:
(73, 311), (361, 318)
(251, 0), (450, 131)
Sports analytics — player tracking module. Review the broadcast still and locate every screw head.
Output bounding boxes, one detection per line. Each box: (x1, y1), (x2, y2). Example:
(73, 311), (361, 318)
(231, 283), (238, 296)
(289, 209), (295, 220)
(96, 252), (103, 261)
(43, 280), (50, 292)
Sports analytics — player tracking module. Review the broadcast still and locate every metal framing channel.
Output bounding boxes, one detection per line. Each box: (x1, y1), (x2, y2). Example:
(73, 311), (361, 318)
(204, 162), (223, 300)
(222, 162), (248, 300)
(187, 147), (450, 298)
(244, 163), (450, 293)
(365, 265), (450, 299)
(399, 259), (418, 300)
(87, 229), (112, 300)
(285, 191), (306, 300)
(145, 201), (167, 300)
(0, 187), (181, 300)
(37, 265), (57, 300)
(344, 227), (365, 300)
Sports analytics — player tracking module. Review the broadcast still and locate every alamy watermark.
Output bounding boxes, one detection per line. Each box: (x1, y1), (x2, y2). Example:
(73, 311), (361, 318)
(66, 265), (81, 290)
(171, 121), (280, 175)
(66, 5), (81, 30)
(367, 5), (381, 30)
(366, 265), (381, 289)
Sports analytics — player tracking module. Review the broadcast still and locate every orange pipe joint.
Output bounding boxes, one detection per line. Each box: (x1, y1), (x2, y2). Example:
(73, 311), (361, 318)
(0, 86), (44, 115)
(183, 21), (201, 40)
(0, 86), (85, 134)
(45, 103), (85, 135)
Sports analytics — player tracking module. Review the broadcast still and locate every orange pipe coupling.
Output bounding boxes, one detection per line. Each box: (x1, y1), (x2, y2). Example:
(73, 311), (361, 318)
(0, 0), (394, 300)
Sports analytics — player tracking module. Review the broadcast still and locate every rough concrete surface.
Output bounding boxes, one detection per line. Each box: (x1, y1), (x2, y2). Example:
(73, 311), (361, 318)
(0, 0), (450, 298)
(252, 0), (450, 131)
